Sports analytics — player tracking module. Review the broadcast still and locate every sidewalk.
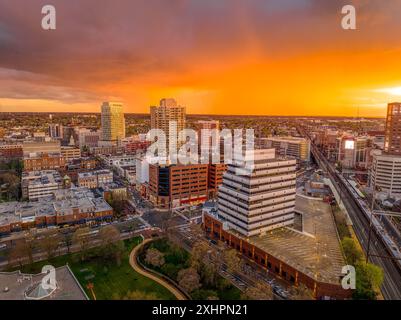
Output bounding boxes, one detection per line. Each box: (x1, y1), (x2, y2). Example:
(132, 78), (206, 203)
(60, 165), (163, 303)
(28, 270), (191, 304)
(128, 239), (188, 300)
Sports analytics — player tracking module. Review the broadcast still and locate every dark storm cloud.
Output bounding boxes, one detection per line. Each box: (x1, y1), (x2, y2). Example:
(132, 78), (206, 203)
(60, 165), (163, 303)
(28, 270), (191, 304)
(0, 0), (400, 104)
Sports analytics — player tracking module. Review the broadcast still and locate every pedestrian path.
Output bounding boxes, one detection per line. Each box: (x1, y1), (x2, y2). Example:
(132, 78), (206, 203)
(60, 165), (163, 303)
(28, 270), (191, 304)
(129, 239), (188, 300)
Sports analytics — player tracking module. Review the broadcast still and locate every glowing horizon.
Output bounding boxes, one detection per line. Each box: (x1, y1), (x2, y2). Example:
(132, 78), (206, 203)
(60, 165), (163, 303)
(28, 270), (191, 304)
(1, 1), (401, 117)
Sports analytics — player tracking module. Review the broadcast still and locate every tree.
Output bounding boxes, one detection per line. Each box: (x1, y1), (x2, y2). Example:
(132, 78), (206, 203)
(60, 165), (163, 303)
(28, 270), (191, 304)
(39, 229), (61, 259)
(200, 262), (219, 287)
(341, 237), (363, 265)
(8, 240), (28, 268)
(223, 249), (241, 274)
(145, 248), (165, 268)
(160, 211), (175, 233)
(8, 231), (37, 267)
(190, 241), (210, 272)
(62, 232), (73, 254)
(290, 284), (314, 300)
(364, 263), (384, 290)
(97, 225), (124, 264)
(353, 262), (384, 300)
(99, 225), (119, 247)
(72, 227), (91, 261)
(0, 172), (20, 201)
(23, 231), (37, 265)
(112, 240), (125, 266)
(241, 282), (273, 300)
(177, 268), (201, 293)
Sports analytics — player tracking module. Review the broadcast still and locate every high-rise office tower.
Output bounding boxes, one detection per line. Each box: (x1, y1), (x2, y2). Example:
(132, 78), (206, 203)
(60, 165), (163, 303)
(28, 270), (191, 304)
(48, 123), (63, 139)
(150, 98), (186, 154)
(101, 102), (125, 143)
(217, 149), (297, 238)
(384, 102), (401, 155)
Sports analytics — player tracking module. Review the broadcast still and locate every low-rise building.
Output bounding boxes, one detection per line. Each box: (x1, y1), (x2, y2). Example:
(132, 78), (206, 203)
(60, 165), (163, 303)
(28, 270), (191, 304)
(336, 135), (373, 169)
(0, 266), (88, 300)
(60, 157), (98, 183)
(0, 187), (113, 235)
(77, 128), (101, 149)
(61, 146), (81, 162)
(22, 140), (61, 157)
(21, 170), (63, 201)
(23, 153), (66, 171)
(78, 170), (113, 189)
(0, 144), (23, 159)
(258, 136), (311, 162)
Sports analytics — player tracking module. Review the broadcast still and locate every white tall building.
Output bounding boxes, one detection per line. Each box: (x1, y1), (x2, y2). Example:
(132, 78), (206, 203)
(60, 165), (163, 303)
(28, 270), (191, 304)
(48, 124), (63, 139)
(101, 102), (125, 143)
(217, 149), (297, 238)
(150, 98), (186, 155)
(370, 152), (401, 196)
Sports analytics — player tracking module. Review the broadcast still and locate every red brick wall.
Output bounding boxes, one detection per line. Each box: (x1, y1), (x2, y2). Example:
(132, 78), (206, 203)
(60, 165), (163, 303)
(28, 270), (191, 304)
(203, 214), (352, 300)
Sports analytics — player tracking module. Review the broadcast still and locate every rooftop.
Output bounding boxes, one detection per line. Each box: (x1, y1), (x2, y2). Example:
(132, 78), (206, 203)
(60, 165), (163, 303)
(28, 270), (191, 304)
(78, 169), (113, 178)
(21, 170), (63, 186)
(0, 265), (88, 300)
(262, 136), (308, 143)
(0, 187), (112, 227)
(226, 195), (345, 284)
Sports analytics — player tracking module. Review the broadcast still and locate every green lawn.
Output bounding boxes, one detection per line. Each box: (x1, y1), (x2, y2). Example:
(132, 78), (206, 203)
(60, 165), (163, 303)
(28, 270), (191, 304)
(9, 237), (176, 300)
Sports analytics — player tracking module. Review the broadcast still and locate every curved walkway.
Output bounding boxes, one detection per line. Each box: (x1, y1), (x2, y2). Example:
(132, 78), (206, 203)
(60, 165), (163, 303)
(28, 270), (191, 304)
(129, 239), (188, 300)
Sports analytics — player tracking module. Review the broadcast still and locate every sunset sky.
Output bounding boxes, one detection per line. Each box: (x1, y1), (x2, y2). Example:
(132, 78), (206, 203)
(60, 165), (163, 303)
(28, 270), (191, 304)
(1, 0), (401, 117)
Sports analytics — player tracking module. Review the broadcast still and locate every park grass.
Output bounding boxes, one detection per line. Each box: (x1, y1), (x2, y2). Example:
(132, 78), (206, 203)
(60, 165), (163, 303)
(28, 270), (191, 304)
(9, 237), (176, 300)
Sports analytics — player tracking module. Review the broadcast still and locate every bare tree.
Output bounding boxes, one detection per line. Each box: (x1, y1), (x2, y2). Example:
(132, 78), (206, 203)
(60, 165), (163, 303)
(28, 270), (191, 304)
(62, 232), (73, 254)
(98, 225), (124, 264)
(99, 225), (120, 247)
(8, 240), (28, 268)
(39, 229), (61, 259)
(222, 248), (241, 274)
(145, 248), (165, 267)
(190, 240), (210, 271)
(177, 267), (201, 293)
(72, 227), (91, 261)
(290, 284), (314, 300)
(242, 282), (273, 300)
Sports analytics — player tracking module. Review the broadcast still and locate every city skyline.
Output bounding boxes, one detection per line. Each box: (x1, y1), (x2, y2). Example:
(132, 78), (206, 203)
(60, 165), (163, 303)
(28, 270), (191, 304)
(1, 1), (401, 117)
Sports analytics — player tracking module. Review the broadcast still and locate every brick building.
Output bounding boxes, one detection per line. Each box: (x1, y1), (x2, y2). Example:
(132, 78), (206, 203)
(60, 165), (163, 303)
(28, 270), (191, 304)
(148, 163), (208, 209)
(23, 153), (66, 172)
(208, 164), (227, 198)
